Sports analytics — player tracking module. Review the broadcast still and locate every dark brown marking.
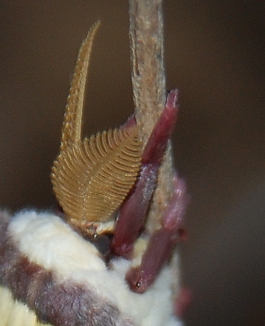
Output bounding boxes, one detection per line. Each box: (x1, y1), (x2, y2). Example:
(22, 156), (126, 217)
(0, 212), (134, 326)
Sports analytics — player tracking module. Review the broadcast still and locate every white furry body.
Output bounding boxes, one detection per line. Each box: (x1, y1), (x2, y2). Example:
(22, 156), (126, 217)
(0, 286), (48, 326)
(6, 210), (182, 326)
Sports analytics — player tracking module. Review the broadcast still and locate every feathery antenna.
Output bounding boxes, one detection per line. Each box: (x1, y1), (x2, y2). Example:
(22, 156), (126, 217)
(51, 22), (142, 231)
(61, 21), (100, 151)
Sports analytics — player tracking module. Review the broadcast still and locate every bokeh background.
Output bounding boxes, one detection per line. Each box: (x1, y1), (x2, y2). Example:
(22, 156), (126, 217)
(0, 1), (264, 325)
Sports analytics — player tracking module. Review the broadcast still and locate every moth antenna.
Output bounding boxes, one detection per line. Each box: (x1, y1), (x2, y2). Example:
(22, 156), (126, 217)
(51, 22), (142, 229)
(61, 21), (100, 150)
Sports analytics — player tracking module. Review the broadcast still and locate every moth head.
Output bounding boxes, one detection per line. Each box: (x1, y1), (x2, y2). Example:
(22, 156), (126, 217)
(51, 22), (142, 235)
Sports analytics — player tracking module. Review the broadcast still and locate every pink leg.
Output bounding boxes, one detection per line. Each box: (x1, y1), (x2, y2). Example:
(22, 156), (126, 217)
(112, 90), (179, 257)
(174, 287), (192, 318)
(126, 176), (188, 293)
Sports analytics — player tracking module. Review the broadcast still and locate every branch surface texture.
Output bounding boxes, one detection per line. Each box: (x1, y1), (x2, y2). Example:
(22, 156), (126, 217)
(129, 0), (174, 231)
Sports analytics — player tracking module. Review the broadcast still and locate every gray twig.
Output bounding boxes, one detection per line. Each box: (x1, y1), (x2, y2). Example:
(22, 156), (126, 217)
(129, 0), (174, 232)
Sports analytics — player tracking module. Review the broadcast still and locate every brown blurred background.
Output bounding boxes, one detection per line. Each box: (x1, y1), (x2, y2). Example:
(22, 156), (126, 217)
(0, 1), (264, 325)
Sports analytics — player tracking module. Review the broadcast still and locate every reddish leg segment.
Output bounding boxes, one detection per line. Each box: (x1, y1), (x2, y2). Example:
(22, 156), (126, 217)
(126, 176), (188, 293)
(174, 287), (192, 318)
(112, 90), (179, 257)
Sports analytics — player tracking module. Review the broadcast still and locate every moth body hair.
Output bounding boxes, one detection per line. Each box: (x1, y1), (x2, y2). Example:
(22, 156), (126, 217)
(0, 210), (183, 326)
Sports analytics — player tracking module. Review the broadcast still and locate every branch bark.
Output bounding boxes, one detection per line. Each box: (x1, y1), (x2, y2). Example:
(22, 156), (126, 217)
(129, 0), (174, 232)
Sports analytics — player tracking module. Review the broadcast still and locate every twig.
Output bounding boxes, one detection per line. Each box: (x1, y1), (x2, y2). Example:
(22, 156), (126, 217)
(129, 0), (174, 232)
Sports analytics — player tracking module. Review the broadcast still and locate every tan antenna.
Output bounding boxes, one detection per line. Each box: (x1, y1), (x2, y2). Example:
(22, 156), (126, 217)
(61, 21), (100, 150)
(51, 22), (142, 230)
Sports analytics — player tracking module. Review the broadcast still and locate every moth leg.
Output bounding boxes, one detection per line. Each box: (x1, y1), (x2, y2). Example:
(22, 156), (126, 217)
(174, 286), (192, 318)
(112, 89), (179, 258)
(126, 175), (188, 293)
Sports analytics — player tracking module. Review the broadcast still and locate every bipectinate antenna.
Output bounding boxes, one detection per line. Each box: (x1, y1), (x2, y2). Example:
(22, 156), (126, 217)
(51, 22), (143, 233)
